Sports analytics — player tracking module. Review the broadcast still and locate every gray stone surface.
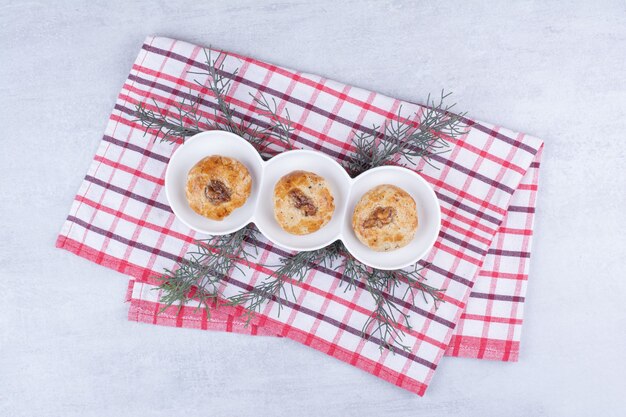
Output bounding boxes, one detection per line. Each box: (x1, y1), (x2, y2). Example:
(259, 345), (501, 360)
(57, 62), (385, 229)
(1, 1), (625, 416)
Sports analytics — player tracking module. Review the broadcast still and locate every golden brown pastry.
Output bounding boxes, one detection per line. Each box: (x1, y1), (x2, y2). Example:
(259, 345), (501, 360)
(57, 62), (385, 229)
(273, 171), (335, 235)
(352, 184), (418, 251)
(185, 155), (252, 221)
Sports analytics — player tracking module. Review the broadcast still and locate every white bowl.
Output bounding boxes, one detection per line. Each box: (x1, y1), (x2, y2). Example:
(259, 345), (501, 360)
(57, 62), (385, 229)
(342, 166), (441, 270)
(255, 150), (352, 251)
(165, 131), (441, 270)
(165, 131), (264, 235)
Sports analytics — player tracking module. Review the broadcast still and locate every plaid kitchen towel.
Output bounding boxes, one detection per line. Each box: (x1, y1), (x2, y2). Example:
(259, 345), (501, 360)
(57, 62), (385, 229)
(56, 36), (544, 395)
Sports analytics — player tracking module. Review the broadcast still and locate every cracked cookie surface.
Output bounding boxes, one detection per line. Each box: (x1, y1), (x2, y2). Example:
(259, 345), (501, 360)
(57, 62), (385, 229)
(185, 155), (252, 221)
(352, 184), (418, 252)
(273, 170), (335, 235)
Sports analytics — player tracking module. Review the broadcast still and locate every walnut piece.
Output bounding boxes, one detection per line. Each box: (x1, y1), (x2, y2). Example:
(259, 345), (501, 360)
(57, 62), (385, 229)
(288, 188), (318, 216)
(363, 206), (395, 229)
(204, 179), (231, 205)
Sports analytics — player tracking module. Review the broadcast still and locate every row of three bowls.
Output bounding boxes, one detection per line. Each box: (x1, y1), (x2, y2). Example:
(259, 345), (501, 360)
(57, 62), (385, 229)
(165, 131), (441, 270)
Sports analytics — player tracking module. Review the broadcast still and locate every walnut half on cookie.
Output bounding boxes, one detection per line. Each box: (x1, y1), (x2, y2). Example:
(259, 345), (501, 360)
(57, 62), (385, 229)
(185, 155), (252, 221)
(273, 171), (335, 235)
(352, 184), (418, 252)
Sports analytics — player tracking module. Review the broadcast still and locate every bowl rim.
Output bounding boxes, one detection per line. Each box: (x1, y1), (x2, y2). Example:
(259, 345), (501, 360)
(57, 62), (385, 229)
(253, 148), (353, 252)
(342, 165), (442, 270)
(164, 130), (264, 235)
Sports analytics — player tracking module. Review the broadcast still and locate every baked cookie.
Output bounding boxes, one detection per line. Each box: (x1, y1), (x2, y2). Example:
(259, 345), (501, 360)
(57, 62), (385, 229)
(352, 184), (418, 252)
(185, 155), (252, 221)
(273, 171), (335, 235)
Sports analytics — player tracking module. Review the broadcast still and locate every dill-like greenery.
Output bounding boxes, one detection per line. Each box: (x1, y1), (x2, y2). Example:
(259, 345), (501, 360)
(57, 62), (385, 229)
(226, 241), (342, 325)
(134, 48), (293, 154)
(188, 48), (247, 138)
(347, 91), (466, 175)
(135, 93), (203, 144)
(248, 92), (295, 153)
(360, 264), (443, 352)
(154, 226), (258, 314)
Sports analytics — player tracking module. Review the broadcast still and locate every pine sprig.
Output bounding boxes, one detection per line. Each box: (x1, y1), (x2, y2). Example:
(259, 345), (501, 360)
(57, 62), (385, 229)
(226, 241), (342, 324)
(338, 245), (367, 293)
(155, 226), (258, 314)
(361, 264), (443, 352)
(188, 48), (249, 138)
(134, 47), (294, 154)
(249, 92), (295, 152)
(135, 94), (203, 144)
(346, 91), (467, 175)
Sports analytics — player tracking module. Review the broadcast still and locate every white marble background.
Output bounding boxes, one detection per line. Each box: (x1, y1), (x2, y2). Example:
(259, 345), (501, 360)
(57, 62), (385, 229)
(1, 1), (625, 416)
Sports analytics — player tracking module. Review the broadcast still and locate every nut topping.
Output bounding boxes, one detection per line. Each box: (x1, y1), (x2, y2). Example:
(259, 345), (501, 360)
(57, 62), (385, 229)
(204, 179), (231, 205)
(363, 206), (395, 229)
(288, 188), (318, 216)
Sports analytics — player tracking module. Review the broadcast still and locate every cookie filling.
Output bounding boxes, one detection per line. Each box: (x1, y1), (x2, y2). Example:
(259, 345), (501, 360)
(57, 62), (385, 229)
(204, 179), (232, 205)
(363, 206), (395, 229)
(288, 188), (318, 216)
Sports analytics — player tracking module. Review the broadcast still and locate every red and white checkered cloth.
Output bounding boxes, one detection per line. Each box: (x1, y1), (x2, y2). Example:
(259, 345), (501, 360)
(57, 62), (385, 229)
(56, 36), (544, 395)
